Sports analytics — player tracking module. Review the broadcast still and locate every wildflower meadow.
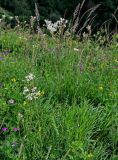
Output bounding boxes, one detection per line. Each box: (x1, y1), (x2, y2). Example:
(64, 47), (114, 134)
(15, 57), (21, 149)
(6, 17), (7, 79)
(0, 18), (118, 159)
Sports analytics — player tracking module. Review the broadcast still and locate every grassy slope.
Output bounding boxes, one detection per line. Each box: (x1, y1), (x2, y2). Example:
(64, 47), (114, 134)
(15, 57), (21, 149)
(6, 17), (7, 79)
(0, 30), (118, 160)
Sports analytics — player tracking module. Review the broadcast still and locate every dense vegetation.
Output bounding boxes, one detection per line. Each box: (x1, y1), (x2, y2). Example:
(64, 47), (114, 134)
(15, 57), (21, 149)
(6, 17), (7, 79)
(0, 0), (118, 159)
(0, 0), (118, 29)
(0, 28), (118, 159)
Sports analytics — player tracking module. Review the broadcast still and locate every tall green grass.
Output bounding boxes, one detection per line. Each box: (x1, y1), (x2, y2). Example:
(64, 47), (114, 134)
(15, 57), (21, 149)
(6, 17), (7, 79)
(0, 30), (118, 159)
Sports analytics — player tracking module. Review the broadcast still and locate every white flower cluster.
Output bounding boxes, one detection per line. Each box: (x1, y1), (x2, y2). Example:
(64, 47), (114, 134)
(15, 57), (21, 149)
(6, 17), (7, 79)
(25, 73), (35, 82)
(23, 86), (41, 100)
(23, 73), (44, 101)
(45, 18), (68, 33)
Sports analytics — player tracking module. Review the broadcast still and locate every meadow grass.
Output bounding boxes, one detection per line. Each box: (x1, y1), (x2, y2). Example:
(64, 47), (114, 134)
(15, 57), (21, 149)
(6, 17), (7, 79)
(0, 30), (118, 160)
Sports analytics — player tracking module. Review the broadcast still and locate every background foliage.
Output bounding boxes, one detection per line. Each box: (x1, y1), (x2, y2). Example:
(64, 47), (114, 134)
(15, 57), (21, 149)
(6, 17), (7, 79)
(0, 0), (118, 30)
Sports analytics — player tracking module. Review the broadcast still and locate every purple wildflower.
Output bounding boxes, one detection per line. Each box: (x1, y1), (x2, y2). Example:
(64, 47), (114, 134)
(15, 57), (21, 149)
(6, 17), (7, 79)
(0, 82), (3, 88)
(13, 128), (20, 132)
(0, 57), (4, 61)
(2, 50), (10, 56)
(12, 142), (17, 147)
(2, 127), (8, 132)
(79, 64), (84, 73)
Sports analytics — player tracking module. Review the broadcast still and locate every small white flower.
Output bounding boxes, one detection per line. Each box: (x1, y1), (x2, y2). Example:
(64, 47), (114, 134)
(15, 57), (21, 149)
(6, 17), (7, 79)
(74, 48), (79, 51)
(18, 113), (23, 118)
(31, 87), (37, 92)
(23, 87), (29, 95)
(47, 25), (57, 33)
(26, 94), (33, 100)
(8, 99), (15, 104)
(65, 20), (68, 24)
(82, 32), (88, 38)
(86, 25), (91, 31)
(35, 91), (41, 97)
(25, 73), (35, 81)
(30, 92), (36, 97)
(34, 91), (41, 99)
(64, 31), (71, 37)
(24, 87), (28, 90)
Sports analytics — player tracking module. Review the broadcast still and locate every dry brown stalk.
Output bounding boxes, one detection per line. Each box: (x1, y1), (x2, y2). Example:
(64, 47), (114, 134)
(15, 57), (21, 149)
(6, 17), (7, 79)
(71, 0), (100, 35)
